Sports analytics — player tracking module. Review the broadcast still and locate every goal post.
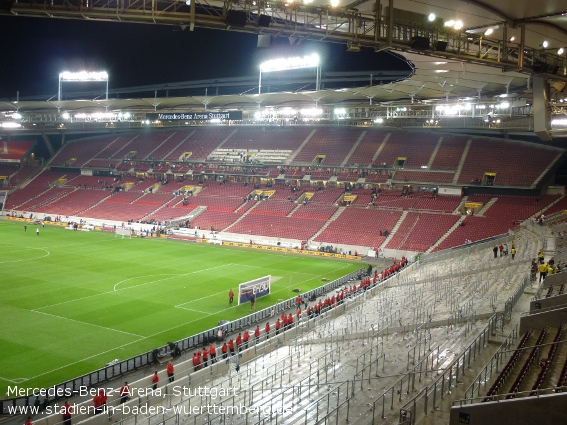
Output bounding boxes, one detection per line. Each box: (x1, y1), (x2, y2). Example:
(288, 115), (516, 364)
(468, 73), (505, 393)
(115, 227), (132, 239)
(238, 275), (271, 305)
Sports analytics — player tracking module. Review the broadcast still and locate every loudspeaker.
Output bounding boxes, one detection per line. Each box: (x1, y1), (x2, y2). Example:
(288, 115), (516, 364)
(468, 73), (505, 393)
(257, 34), (272, 48)
(226, 10), (247, 27)
(258, 14), (271, 27)
(410, 36), (430, 50)
(434, 40), (448, 52)
(533, 61), (549, 73)
(0, 0), (13, 12)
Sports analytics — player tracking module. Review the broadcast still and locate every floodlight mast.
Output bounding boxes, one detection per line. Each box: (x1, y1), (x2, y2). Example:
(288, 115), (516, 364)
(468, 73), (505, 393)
(258, 54), (320, 95)
(58, 71), (109, 101)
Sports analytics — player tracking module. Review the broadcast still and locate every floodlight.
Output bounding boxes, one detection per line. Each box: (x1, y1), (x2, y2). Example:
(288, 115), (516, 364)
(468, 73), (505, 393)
(1, 122), (21, 128)
(509, 36), (515, 42)
(258, 53), (321, 94)
(558, 48), (564, 55)
(445, 20), (455, 27)
(11, 113), (22, 119)
(428, 13), (435, 22)
(330, 0), (339, 7)
(454, 20), (463, 30)
(484, 28), (493, 36)
(280, 108), (296, 116)
(301, 108), (323, 116)
(59, 71), (108, 81)
(542, 40), (549, 48)
(58, 70), (109, 101)
(260, 54), (320, 72)
(62, 112), (70, 120)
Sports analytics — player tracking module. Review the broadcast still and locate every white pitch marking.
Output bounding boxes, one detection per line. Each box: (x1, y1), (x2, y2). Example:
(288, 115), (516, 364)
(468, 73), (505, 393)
(0, 248), (50, 264)
(31, 310), (144, 338)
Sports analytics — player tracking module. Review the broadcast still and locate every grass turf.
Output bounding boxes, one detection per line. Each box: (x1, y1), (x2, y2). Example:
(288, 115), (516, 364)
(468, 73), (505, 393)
(0, 220), (360, 395)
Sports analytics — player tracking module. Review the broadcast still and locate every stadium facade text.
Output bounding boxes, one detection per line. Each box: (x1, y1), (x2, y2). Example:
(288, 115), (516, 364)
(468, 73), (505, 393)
(147, 111), (242, 121)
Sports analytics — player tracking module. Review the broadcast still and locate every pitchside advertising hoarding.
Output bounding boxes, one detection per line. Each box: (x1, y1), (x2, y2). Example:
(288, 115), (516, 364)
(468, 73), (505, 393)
(146, 111), (243, 121)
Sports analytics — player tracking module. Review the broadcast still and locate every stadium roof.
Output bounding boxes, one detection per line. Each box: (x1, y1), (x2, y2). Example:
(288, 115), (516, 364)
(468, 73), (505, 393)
(0, 53), (536, 113)
(0, 1), (566, 116)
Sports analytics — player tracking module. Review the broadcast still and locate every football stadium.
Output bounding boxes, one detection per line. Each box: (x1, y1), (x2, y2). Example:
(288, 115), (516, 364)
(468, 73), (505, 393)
(2, 1), (567, 425)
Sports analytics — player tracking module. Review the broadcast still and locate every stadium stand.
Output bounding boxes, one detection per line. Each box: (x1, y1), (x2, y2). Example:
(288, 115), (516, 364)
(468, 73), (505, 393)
(392, 170), (455, 183)
(374, 131), (439, 168)
(313, 208), (402, 247)
(430, 135), (469, 170)
(34, 189), (110, 216)
(164, 128), (235, 161)
(386, 212), (460, 252)
(346, 130), (387, 166)
(293, 128), (363, 165)
(0, 140), (34, 161)
(50, 135), (118, 167)
(457, 139), (562, 187)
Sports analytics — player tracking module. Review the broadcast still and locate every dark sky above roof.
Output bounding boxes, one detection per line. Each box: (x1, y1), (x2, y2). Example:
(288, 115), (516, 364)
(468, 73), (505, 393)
(0, 16), (411, 100)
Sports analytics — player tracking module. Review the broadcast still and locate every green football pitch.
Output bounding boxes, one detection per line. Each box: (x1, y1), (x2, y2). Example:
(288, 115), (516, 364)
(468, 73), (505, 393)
(0, 220), (360, 395)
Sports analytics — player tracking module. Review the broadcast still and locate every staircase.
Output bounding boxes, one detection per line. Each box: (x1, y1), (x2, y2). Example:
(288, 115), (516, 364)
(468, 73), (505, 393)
(452, 138), (472, 184)
(477, 197), (498, 216)
(372, 132), (390, 162)
(163, 130), (196, 159)
(40, 131), (55, 156)
(166, 205), (208, 226)
(145, 132), (177, 160)
(287, 129), (317, 164)
(380, 210), (408, 249)
(287, 203), (302, 217)
(427, 136), (444, 168)
(532, 194), (566, 219)
(308, 206), (346, 242)
(211, 128), (238, 151)
(532, 152), (564, 188)
(426, 216), (464, 253)
(75, 192), (113, 216)
(393, 213), (420, 250)
(223, 201), (262, 230)
(454, 195), (468, 214)
(341, 130), (366, 166)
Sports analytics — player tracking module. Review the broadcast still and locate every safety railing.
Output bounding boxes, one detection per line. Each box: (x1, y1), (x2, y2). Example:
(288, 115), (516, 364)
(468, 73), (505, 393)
(397, 314), (499, 425)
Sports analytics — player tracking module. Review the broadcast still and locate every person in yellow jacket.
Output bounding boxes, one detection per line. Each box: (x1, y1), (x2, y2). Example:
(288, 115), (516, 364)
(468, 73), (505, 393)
(547, 263), (555, 275)
(539, 262), (548, 282)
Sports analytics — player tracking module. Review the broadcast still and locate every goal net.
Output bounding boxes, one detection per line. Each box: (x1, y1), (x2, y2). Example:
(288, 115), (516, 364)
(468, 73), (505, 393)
(238, 275), (271, 305)
(115, 227), (132, 239)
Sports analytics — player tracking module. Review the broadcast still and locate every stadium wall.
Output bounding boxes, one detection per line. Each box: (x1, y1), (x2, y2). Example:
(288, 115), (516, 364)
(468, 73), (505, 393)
(519, 307), (567, 334)
(450, 393), (567, 425)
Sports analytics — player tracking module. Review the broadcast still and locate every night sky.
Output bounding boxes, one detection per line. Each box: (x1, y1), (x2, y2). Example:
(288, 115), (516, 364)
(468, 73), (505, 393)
(0, 15), (411, 101)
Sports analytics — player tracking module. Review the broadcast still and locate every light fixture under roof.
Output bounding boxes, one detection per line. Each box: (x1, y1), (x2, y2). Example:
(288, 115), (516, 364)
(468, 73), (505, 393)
(484, 28), (493, 36)
(428, 13), (435, 22)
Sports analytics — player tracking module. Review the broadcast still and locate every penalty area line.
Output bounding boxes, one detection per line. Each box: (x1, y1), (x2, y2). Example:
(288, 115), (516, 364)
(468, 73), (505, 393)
(31, 310), (144, 338)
